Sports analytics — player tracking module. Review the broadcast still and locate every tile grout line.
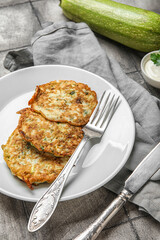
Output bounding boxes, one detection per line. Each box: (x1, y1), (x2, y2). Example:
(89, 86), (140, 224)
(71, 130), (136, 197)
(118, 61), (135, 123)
(0, 45), (31, 53)
(22, 201), (30, 220)
(126, 70), (140, 75)
(0, 1), (29, 10)
(102, 210), (149, 231)
(0, 0), (42, 9)
(123, 206), (141, 240)
(22, 201), (39, 240)
(29, 0), (43, 28)
(129, 48), (142, 73)
(31, 0), (44, 2)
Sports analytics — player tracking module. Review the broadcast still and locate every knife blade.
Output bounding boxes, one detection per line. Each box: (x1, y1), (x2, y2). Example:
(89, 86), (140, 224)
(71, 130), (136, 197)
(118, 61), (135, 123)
(74, 142), (160, 240)
(125, 142), (160, 194)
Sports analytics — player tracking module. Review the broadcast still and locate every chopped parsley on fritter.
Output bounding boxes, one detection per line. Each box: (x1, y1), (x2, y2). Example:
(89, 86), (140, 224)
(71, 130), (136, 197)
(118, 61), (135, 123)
(28, 80), (97, 126)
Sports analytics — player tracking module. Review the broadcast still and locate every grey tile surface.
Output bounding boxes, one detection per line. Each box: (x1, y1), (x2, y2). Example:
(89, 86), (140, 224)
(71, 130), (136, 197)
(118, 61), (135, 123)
(31, 0), (67, 24)
(0, 51), (10, 77)
(124, 201), (148, 220)
(0, 194), (32, 240)
(0, 2), (40, 51)
(24, 188), (129, 240)
(100, 222), (137, 240)
(132, 217), (160, 240)
(130, 51), (145, 72)
(98, 36), (137, 74)
(0, 0), (28, 7)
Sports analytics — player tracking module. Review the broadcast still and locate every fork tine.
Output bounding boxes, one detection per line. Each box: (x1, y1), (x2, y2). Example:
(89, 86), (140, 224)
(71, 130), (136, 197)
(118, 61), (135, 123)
(89, 90), (107, 124)
(94, 93), (114, 126)
(99, 95), (120, 129)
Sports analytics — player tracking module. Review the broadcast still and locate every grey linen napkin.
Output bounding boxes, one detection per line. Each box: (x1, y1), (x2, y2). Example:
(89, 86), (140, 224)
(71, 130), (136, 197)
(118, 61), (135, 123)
(4, 22), (160, 222)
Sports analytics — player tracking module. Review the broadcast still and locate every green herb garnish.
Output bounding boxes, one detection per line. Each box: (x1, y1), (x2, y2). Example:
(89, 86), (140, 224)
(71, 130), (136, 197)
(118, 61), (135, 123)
(70, 91), (75, 95)
(150, 50), (160, 66)
(26, 143), (30, 149)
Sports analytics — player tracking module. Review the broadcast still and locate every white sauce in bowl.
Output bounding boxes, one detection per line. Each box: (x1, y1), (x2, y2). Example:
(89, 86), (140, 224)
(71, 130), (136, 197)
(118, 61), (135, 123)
(144, 60), (160, 81)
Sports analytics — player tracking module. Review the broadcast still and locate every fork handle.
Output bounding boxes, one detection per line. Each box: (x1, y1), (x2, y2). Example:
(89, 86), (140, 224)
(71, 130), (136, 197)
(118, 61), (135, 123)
(74, 189), (132, 240)
(28, 135), (89, 232)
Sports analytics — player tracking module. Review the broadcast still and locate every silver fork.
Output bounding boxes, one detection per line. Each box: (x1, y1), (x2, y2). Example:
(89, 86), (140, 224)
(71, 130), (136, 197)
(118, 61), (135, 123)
(28, 90), (121, 232)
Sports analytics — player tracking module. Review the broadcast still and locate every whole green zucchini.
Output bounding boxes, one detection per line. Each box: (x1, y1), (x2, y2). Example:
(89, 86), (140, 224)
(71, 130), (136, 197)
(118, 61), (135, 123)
(60, 0), (160, 52)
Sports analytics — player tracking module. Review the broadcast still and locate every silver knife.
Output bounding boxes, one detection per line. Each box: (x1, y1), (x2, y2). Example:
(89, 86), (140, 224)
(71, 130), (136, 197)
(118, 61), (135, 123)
(74, 142), (160, 240)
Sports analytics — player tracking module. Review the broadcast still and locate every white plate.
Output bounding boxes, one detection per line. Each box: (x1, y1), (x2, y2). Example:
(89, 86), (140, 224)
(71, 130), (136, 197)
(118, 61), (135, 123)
(0, 65), (135, 202)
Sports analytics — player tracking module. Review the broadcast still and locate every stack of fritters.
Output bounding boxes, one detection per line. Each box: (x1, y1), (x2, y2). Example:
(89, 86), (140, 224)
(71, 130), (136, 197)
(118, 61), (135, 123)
(2, 129), (69, 189)
(2, 80), (97, 189)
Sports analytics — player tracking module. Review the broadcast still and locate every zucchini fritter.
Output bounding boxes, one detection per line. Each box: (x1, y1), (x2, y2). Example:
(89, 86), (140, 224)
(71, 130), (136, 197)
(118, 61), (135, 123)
(28, 80), (97, 126)
(17, 108), (83, 157)
(1, 129), (69, 189)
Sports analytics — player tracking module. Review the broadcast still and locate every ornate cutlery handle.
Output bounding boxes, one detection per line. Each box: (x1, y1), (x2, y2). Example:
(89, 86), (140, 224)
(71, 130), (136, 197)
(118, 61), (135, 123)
(28, 135), (89, 232)
(74, 189), (133, 240)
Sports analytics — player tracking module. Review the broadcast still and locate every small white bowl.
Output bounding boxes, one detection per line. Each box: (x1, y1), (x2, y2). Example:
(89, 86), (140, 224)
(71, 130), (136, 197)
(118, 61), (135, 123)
(141, 50), (160, 89)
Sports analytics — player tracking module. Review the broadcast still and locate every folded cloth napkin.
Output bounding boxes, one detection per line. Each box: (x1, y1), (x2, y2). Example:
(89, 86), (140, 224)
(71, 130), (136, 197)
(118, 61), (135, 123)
(4, 22), (160, 222)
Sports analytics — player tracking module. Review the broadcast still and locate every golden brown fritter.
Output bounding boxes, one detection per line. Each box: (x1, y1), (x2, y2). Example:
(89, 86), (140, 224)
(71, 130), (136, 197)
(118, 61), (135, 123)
(1, 128), (69, 189)
(28, 80), (97, 126)
(17, 108), (83, 157)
